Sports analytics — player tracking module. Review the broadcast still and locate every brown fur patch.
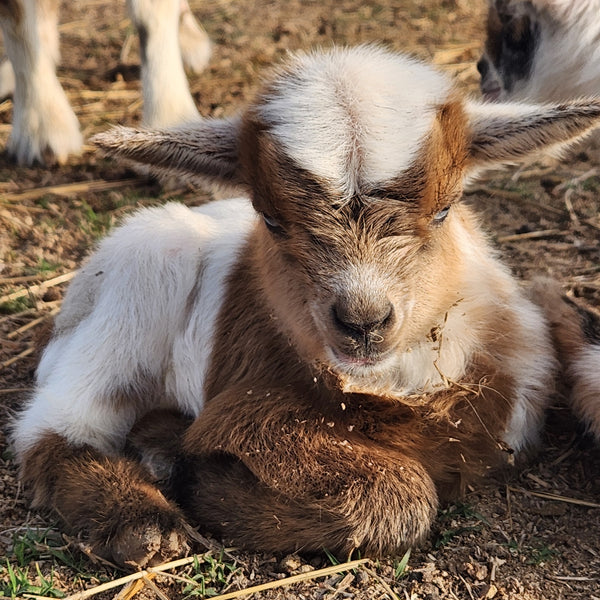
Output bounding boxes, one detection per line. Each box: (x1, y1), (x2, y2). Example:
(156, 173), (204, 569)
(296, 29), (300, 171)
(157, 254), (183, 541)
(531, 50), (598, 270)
(22, 433), (189, 568)
(367, 98), (468, 236)
(238, 113), (331, 227)
(529, 279), (586, 360)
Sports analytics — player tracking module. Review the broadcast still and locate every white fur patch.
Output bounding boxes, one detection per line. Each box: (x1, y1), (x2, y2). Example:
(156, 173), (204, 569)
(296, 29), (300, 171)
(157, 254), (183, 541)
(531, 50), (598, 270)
(501, 298), (556, 452)
(13, 199), (256, 457)
(259, 45), (452, 198)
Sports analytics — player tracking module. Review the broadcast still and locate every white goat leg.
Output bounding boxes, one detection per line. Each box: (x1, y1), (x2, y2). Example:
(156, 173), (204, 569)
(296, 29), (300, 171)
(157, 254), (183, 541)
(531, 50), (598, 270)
(178, 0), (211, 74)
(127, 0), (200, 127)
(0, 0), (82, 165)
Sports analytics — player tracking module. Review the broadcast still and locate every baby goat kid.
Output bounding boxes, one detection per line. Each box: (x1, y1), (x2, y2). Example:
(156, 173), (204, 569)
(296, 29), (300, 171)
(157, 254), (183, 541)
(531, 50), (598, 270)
(12, 46), (600, 567)
(0, 0), (209, 165)
(478, 0), (600, 102)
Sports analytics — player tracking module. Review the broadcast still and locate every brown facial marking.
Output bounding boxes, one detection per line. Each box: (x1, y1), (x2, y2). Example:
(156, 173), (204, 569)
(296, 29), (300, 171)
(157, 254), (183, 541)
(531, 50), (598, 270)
(238, 113), (332, 235)
(368, 98), (469, 235)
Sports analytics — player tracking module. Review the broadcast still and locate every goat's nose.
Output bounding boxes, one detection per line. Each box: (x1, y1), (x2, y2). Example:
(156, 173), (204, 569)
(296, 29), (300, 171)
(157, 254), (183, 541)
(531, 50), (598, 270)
(332, 299), (394, 337)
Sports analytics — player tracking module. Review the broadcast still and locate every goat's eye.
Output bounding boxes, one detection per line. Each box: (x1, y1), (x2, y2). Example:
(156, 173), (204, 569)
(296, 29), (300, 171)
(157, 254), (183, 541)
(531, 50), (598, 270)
(262, 213), (285, 235)
(432, 206), (451, 225)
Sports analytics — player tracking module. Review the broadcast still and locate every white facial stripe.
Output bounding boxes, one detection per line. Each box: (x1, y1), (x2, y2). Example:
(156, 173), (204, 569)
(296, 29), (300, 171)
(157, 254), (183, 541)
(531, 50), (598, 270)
(259, 45), (451, 197)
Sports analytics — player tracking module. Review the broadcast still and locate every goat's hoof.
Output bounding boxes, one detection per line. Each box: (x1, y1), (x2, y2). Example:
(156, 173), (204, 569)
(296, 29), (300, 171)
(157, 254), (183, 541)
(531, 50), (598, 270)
(98, 515), (190, 569)
(7, 91), (82, 166)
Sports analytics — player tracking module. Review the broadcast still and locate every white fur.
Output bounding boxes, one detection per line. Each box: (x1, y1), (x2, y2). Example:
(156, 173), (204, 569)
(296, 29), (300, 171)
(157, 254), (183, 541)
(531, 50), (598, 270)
(260, 47), (451, 198)
(13, 199), (255, 457)
(0, 0), (208, 165)
(0, 56), (15, 98)
(178, 0), (211, 74)
(1, 0), (82, 165)
(517, 0), (600, 102)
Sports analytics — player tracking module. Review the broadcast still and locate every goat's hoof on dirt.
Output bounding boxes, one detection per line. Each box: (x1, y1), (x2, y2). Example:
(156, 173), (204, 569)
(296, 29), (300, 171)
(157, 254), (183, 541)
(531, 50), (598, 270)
(8, 95), (82, 166)
(100, 518), (190, 569)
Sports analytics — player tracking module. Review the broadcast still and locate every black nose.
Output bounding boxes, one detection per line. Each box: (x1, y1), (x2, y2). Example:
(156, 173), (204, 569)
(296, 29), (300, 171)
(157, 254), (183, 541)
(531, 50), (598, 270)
(332, 299), (394, 338)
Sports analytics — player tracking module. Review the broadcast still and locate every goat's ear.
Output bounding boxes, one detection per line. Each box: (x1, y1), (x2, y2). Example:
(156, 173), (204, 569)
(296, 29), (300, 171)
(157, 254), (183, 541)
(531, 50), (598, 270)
(91, 117), (245, 187)
(465, 98), (600, 174)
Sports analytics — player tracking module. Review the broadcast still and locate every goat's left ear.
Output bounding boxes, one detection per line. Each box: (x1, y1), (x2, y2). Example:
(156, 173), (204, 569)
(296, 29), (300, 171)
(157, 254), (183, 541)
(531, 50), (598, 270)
(465, 98), (600, 174)
(91, 117), (246, 188)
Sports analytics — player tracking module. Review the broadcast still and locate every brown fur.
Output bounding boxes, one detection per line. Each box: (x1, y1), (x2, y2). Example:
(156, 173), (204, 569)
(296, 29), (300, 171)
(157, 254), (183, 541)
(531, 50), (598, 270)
(529, 280), (600, 435)
(22, 433), (189, 567)
(190, 217), (520, 555)
(373, 99), (469, 225)
(529, 279), (588, 360)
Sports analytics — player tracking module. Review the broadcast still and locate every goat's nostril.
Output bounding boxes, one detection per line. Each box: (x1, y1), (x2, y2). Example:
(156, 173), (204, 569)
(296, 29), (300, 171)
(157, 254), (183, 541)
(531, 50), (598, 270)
(378, 302), (394, 329)
(332, 301), (394, 336)
(476, 57), (489, 78)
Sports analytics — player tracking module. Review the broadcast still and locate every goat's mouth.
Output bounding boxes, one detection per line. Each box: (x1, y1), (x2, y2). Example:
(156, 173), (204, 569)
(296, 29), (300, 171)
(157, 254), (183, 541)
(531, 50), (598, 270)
(325, 345), (394, 376)
(481, 82), (502, 102)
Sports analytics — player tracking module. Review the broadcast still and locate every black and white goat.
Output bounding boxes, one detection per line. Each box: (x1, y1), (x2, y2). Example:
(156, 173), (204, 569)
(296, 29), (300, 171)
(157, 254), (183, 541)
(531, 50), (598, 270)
(11, 45), (600, 567)
(478, 0), (600, 102)
(0, 0), (210, 165)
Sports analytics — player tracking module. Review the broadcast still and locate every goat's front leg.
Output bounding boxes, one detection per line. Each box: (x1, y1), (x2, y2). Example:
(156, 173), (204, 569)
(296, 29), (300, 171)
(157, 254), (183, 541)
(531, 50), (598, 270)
(177, 387), (438, 557)
(0, 0), (82, 165)
(21, 432), (190, 568)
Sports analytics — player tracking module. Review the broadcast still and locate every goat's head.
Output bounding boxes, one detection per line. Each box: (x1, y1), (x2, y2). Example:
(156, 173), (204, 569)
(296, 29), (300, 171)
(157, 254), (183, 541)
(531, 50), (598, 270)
(94, 45), (600, 385)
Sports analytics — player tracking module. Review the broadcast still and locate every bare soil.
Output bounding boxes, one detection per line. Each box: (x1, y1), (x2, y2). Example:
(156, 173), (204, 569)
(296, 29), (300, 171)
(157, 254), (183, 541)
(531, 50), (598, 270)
(1, 1), (599, 599)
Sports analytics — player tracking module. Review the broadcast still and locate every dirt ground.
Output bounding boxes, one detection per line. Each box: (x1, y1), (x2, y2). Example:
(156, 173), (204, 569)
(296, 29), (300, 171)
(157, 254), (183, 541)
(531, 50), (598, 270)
(1, 1), (600, 599)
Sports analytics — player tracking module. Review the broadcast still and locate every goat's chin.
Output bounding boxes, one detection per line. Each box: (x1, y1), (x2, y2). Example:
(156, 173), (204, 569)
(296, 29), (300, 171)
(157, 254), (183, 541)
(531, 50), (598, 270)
(324, 346), (396, 380)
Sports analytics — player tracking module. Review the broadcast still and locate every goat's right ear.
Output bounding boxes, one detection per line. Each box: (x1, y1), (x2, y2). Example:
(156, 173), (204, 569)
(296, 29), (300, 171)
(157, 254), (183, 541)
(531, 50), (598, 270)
(91, 117), (245, 187)
(465, 98), (600, 175)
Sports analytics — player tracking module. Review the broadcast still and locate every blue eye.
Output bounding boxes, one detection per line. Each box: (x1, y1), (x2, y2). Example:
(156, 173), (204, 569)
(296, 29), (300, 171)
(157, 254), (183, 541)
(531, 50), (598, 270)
(432, 206), (450, 224)
(262, 213), (284, 234)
